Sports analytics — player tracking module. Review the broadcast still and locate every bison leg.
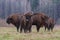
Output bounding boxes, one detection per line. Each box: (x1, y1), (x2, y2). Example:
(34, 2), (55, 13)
(20, 26), (23, 33)
(15, 24), (20, 32)
(24, 26), (32, 33)
(44, 25), (48, 31)
(45, 26), (50, 31)
(16, 26), (19, 32)
(23, 25), (28, 33)
(20, 24), (27, 33)
(24, 28), (27, 33)
(50, 25), (54, 32)
(47, 26), (50, 31)
(24, 26), (31, 33)
(28, 24), (32, 33)
(20, 23), (24, 33)
(45, 27), (47, 31)
(29, 26), (32, 33)
(37, 27), (40, 32)
(44, 23), (48, 31)
(29, 28), (31, 33)
(36, 25), (40, 32)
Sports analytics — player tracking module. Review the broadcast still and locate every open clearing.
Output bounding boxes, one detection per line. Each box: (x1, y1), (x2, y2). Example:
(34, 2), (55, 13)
(0, 25), (60, 40)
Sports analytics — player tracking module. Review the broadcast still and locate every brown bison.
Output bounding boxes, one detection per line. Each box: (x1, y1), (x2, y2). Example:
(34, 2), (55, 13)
(32, 13), (49, 32)
(6, 14), (27, 33)
(6, 14), (21, 32)
(44, 17), (55, 31)
(24, 12), (33, 33)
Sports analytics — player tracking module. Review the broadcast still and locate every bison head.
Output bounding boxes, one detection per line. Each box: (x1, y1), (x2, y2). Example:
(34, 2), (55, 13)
(6, 17), (13, 24)
(24, 12), (33, 22)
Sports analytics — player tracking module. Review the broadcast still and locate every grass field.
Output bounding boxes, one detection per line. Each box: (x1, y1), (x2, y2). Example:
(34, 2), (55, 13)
(0, 25), (60, 40)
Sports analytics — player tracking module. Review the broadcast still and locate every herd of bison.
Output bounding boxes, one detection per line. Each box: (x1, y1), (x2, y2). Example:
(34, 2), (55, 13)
(6, 12), (55, 33)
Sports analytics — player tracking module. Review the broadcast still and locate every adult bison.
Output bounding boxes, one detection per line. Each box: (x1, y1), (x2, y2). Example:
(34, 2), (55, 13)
(44, 17), (55, 31)
(24, 12), (33, 33)
(6, 14), (27, 33)
(6, 14), (21, 32)
(32, 13), (49, 32)
(24, 12), (49, 32)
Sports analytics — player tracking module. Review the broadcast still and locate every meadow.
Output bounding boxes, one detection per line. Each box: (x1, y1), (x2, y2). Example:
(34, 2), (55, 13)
(0, 25), (60, 40)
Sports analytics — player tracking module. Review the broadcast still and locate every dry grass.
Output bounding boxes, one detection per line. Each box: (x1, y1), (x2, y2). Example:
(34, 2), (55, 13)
(0, 25), (60, 40)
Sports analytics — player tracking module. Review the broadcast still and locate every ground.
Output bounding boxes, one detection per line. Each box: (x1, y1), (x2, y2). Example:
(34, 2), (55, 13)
(0, 25), (60, 40)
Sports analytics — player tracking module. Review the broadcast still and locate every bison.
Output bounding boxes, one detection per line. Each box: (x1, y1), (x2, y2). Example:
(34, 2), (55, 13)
(6, 14), (27, 33)
(6, 14), (22, 32)
(32, 13), (49, 32)
(24, 12), (33, 33)
(44, 17), (55, 31)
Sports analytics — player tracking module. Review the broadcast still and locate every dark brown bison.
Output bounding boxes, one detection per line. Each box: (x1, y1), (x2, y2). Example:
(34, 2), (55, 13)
(32, 13), (49, 32)
(44, 17), (55, 31)
(6, 14), (21, 32)
(24, 12), (33, 33)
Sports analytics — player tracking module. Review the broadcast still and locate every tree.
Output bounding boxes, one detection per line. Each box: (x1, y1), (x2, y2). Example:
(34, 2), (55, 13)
(1, 0), (5, 18)
(30, 0), (39, 12)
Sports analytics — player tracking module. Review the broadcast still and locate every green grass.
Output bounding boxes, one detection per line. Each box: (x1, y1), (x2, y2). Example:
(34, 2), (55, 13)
(0, 26), (60, 40)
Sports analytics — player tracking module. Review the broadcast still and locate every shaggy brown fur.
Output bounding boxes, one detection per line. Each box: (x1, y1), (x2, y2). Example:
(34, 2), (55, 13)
(24, 12), (33, 33)
(6, 14), (22, 32)
(31, 13), (49, 32)
(44, 17), (55, 31)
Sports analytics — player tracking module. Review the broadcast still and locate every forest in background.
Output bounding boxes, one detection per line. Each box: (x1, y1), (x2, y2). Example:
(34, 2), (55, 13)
(0, 0), (60, 22)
